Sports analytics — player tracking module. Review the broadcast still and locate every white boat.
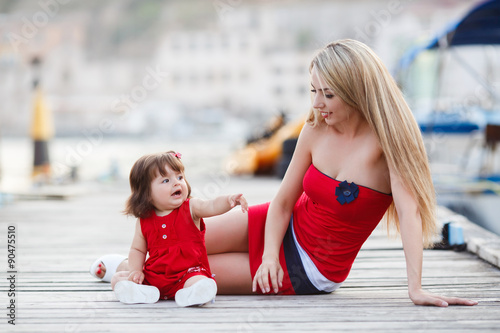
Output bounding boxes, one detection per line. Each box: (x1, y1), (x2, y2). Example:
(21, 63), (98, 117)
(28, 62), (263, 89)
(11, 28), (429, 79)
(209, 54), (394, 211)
(396, 0), (500, 235)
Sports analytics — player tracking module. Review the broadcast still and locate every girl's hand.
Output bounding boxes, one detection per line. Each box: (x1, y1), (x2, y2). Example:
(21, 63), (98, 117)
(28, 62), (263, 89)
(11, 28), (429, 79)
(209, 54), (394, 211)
(252, 255), (284, 294)
(229, 194), (249, 213)
(128, 270), (145, 284)
(409, 288), (478, 307)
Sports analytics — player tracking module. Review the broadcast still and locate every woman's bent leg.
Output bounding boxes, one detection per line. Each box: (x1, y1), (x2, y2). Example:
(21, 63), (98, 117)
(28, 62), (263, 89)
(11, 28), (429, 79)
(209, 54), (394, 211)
(208, 252), (253, 295)
(205, 209), (249, 254)
(113, 254), (254, 295)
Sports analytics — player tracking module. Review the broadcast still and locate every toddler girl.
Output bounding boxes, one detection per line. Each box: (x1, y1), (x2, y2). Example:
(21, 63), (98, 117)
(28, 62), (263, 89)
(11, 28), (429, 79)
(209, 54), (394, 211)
(111, 151), (248, 306)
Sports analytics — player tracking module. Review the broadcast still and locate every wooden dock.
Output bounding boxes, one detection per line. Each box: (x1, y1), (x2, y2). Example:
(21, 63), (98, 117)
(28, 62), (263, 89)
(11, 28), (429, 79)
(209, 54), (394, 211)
(1, 177), (499, 332)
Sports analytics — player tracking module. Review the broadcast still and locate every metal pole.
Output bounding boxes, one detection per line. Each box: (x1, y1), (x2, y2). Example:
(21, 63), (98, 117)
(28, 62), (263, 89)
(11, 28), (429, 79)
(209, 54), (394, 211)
(30, 57), (54, 183)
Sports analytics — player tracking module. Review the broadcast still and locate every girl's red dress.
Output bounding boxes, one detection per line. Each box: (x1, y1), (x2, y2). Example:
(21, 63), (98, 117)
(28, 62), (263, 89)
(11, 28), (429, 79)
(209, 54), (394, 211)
(141, 199), (213, 299)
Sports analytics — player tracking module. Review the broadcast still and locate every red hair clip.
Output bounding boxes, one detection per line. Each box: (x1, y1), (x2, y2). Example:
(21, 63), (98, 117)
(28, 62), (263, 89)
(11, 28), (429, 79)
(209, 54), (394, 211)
(170, 152), (182, 159)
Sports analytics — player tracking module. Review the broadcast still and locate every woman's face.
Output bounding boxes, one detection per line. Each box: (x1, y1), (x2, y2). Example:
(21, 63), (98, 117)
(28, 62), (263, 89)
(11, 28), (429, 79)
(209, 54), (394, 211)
(310, 66), (352, 127)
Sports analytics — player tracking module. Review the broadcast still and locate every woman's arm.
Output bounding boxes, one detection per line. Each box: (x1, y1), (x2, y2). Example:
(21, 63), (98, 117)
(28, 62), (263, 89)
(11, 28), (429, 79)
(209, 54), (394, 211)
(389, 165), (477, 307)
(253, 124), (314, 294)
(190, 194), (248, 221)
(127, 220), (148, 284)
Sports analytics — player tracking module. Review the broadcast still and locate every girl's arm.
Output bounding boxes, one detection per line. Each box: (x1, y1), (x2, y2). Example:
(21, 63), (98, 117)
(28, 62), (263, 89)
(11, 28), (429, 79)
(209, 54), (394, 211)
(190, 193), (248, 221)
(389, 165), (477, 307)
(253, 124), (313, 294)
(127, 219), (148, 284)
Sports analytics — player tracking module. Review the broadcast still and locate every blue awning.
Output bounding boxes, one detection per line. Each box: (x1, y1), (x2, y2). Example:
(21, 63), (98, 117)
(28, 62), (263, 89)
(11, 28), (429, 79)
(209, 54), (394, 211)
(428, 0), (500, 48)
(398, 0), (500, 70)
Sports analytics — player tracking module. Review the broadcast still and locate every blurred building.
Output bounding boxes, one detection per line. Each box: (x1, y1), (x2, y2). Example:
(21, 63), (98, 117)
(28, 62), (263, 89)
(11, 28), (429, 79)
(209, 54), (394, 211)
(154, 29), (311, 117)
(0, 0), (480, 138)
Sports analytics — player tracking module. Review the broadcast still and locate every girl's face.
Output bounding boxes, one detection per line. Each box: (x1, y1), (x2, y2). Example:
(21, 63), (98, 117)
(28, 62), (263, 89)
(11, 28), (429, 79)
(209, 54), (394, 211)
(310, 66), (351, 127)
(150, 164), (189, 215)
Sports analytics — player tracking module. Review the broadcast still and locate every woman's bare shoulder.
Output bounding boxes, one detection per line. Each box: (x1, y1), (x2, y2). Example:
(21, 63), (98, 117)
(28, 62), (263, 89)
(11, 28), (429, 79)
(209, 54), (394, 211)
(300, 121), (324, 141)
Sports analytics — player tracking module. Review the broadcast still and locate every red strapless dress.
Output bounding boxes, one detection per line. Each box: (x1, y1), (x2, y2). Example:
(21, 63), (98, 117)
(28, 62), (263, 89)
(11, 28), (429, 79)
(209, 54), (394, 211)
(248, 164), (393, 294)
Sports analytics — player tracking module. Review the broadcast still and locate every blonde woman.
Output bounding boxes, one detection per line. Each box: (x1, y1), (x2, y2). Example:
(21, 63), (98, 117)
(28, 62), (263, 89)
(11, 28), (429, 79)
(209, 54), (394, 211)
(92, 39), (476, 307)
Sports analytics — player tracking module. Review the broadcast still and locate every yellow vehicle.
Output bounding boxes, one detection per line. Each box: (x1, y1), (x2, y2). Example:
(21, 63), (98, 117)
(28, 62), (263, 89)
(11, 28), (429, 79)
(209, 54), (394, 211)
(227, 114), (305, 177)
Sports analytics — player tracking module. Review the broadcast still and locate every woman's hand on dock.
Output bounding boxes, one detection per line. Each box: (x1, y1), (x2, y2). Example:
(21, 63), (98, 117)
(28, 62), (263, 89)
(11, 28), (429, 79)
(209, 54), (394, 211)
(252, 255), (283, 294)
(409, 288), (478, 307)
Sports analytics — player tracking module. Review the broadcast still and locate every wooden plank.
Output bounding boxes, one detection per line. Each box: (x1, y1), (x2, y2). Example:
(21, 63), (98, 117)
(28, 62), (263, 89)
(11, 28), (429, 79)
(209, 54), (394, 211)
(0, 178), (499, 332)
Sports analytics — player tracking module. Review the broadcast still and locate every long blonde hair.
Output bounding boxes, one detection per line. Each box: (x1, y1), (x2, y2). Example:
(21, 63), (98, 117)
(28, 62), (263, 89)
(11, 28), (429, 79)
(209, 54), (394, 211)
(308, 39), (437, 247)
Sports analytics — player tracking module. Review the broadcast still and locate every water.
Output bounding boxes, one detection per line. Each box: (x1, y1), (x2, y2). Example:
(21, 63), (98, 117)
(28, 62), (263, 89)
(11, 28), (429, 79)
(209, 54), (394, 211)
(0, 136), (238, 191)
(2, 134), (498, 236)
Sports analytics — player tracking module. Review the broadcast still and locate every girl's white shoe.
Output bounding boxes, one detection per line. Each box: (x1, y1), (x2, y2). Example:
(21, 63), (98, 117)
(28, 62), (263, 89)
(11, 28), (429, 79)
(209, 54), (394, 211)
(175, 278), (217, 307)
(114, 281), (160, 304)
